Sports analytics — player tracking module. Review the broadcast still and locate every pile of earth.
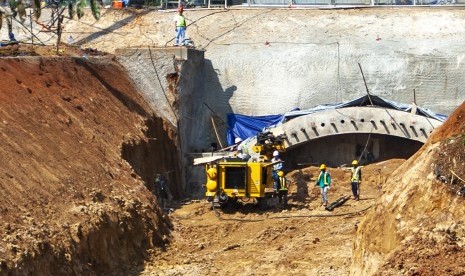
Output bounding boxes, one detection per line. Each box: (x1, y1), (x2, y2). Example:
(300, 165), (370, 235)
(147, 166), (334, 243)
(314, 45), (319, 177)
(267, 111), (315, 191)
(0, 48), (180, 274)
(352, 101), (465, 276)
(0, 43), (107, 57)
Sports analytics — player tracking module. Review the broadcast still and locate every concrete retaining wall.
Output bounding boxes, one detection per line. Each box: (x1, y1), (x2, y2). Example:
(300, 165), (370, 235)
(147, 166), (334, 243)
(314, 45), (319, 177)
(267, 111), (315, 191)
(117, 47), (209, 195)
(55, 9), (465, 122)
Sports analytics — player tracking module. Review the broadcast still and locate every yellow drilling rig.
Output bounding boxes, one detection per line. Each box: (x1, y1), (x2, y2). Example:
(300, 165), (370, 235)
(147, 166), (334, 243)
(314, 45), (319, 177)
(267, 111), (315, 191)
(200, 132), (287, 209)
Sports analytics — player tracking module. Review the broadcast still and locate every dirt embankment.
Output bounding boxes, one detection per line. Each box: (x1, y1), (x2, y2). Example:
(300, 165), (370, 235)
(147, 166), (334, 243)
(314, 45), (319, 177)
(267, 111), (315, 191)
(352, 101), (465, 276)
(0, 54), (180, 274)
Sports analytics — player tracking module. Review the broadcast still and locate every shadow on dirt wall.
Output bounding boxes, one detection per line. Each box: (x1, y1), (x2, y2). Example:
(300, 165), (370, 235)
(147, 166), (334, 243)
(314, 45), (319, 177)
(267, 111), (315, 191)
(72, 57), (150, 117)
(183, 59), (237, 198)
(74, 9), (153, 46)
(122, 115), (183, 200)
(202, 59), (237, 149)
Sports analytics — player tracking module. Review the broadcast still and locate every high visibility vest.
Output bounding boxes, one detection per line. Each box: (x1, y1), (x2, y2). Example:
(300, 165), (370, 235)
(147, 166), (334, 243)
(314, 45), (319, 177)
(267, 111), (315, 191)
(176, 15), (186, 27)
(351, 167), (361, 182)
(279, 176), (287, 191)
(318, 171), (329, 186)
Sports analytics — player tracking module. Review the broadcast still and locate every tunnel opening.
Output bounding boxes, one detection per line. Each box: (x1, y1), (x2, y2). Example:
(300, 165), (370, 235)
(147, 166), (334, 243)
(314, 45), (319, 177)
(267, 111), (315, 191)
(281, 133), (423, 169)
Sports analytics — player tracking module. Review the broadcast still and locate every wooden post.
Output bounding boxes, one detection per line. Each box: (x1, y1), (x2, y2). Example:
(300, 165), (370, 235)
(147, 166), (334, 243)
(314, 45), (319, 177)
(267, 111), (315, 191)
(210, 116), (224, 149)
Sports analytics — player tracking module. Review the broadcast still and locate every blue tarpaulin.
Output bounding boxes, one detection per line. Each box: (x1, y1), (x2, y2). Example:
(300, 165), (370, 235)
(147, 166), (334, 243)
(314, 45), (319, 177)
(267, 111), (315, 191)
(227, 114), (283, 146)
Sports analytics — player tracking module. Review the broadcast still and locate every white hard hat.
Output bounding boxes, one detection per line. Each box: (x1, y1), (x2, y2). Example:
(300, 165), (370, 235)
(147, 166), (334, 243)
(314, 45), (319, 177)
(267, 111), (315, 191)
(273, 150), (279, 157)
(234, 137), (242, 144)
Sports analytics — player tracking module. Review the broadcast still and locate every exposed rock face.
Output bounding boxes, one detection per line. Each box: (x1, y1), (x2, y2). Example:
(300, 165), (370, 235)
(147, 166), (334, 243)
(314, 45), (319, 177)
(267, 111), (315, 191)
(0, 56), (178, 274)
(351, 101), (465, 275)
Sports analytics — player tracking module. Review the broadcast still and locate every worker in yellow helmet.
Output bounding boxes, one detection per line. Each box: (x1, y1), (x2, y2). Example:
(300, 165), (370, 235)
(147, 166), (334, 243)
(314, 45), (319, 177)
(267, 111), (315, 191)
(315, 164), (331, 207)
(350, 160), (362, 201)
(277, 170), (288, 208)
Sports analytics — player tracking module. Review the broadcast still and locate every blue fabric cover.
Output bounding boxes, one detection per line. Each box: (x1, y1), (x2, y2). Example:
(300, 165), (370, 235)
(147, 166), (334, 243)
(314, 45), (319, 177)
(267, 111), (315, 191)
(227, 113), (283, 146)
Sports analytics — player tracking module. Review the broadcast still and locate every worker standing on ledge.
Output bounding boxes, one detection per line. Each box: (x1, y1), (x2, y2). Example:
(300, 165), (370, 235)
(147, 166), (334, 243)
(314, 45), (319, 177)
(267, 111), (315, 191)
(350, 160), (362, 201)
(174, 6), (187, 46)
(316, 164), (331, 207)
(271, 151), (283, 192)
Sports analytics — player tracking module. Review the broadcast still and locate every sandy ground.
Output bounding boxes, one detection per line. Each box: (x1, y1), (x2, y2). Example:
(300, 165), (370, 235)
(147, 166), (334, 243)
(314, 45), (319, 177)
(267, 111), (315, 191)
(137, 160), (405, 275)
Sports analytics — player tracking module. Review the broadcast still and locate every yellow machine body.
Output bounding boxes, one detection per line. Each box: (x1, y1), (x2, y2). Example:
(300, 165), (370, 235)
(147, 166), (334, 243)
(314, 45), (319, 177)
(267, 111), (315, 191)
(205, 159), (275, 201)
(203, 132), (287, 208)
(205, 167), (218, 197)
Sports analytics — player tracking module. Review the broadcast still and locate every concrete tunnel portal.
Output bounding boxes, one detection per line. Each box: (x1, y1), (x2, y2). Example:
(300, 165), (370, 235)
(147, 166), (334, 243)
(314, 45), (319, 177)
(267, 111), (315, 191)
(281, 133), (424, 169)
(243, 106), (443, 168)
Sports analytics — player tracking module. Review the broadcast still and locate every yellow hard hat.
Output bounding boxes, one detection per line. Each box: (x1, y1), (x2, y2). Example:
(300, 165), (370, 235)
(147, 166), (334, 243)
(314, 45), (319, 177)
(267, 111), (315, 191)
(319, 164), (326, 170)
(277, 170), (284, 177)
(352, 160), (358, 165)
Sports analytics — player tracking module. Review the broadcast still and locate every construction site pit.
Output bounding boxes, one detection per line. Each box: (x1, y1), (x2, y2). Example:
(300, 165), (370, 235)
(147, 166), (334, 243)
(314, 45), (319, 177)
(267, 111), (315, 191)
(1, 6), (465, 276)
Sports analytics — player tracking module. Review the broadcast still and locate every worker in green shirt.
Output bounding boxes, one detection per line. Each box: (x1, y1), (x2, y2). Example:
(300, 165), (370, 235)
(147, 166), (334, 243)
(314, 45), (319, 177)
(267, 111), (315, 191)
(174, 6), (187, 46)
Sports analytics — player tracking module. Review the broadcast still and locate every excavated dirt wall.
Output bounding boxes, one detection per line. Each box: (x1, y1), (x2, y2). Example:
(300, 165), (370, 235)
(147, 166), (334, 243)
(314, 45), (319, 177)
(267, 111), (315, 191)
(0, 56), (178, 274)
(351, 101), (465, 275)
(122, 115), (183, 199)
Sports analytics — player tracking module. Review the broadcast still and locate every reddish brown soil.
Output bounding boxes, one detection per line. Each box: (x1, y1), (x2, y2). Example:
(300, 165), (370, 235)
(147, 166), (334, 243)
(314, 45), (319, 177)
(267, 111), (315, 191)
(429, 100), (465, 196)
(354, 99), (465, 276)
(378, 101), (465, 276)
(0, 44), (106, 57)
(377, 234), (465, 276)
(0, 50), (181, 274)
(429, 101), (465, 144)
